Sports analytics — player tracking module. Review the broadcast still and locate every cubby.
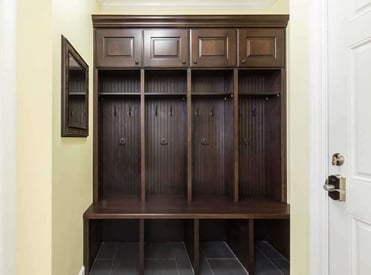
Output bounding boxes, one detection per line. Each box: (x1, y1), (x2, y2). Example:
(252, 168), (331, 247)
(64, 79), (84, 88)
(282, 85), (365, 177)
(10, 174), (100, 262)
(85, 15), (289, 275)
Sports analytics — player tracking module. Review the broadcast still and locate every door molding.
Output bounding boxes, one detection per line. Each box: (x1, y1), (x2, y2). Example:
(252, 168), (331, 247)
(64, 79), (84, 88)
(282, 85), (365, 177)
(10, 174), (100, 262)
(309, 0), (329, 274)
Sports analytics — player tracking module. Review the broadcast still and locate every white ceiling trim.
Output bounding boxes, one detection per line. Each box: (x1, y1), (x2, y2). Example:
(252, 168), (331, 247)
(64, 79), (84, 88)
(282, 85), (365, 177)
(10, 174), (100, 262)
(97, 0), (278, 12)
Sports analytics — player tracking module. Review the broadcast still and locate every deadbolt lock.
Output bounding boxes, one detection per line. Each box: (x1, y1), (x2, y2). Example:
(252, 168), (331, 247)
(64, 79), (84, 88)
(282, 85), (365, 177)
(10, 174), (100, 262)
(332, 153), (344, 166)
(323, 175), (346, 201)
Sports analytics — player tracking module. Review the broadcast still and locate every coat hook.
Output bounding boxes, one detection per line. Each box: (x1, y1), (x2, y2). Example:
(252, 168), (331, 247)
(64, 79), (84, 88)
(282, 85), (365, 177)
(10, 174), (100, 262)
(128, 105), (132, 117)
(252, 107), (256, 117)
(195, 108), (199, 117)
(169, 106), (173, 117)
(113, 105), (117, 117)
(155, 105), (158, 117)
(210, 107), (214, 117)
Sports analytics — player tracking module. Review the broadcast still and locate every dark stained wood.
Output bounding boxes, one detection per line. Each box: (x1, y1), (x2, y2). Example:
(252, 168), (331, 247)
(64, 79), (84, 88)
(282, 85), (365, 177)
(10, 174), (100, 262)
(92, 15), (289, 28)
(140, 69), (145, 201)
(281, 68), (287, 202)
(93, 69), (99, 203)
(84, 197), (289, 219)
(88, 15), (290, 274)
(233, 69), (239, 202)
(145, 97), (187, 197)
(255, 219), (290, 259)
(185, 219), (199, 275)
(139, 219), (144, 275)
(187, 69), (192, 201)
(239, 28), (285, 67)
(248, 219), (255, 275)
(143, 29), (189, 67)
(191, 29), (236, 67)
(96, 29), (142, 68)
(226, 220), (250, 273)
(192, 97), (234, 198)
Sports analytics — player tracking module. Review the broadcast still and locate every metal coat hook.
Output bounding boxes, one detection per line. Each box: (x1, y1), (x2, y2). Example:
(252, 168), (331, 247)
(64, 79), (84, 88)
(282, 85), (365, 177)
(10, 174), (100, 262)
(252, 107), (256, 117)
(155, 105), (158, 117)
(128, 105), (132, 117)
(113, 105), (117, 117)
(195, 108), (200, 117)
(169, 106), (173, 117)
(210, 107), (214, 117)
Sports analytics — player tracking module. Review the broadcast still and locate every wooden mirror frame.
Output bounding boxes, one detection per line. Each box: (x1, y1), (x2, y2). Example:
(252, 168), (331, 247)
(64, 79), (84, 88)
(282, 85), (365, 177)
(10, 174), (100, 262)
(61, 35), (89, 137)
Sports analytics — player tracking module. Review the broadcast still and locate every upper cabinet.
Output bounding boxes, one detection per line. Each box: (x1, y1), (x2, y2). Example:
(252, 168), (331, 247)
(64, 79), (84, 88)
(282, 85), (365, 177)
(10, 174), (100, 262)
(95, 29), (142, 68)
(143, 29), (189, 67)
(191, 29), (236, 67)
(239, 28), (285, 67)
(94, 20), (286, 68)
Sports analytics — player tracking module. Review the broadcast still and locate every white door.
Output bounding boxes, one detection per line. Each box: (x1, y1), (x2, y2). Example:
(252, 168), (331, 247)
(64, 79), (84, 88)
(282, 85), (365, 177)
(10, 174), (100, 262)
(327, 0), (371, 274)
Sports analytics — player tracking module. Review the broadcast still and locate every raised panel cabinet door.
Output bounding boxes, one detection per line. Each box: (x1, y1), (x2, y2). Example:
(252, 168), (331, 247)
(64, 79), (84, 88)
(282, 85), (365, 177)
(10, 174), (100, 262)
(239, 28), (284, 67)
(95, 29), (142, 68)
(143, 29), (189, 67)
(191, 29), (236, 67)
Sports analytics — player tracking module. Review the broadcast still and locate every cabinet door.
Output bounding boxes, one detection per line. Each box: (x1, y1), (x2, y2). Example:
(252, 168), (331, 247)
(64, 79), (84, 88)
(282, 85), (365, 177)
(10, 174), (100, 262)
(191, 29), (236, 67)
(239, 28), (285, 67)
(143, 29), (189, 67)
(95, 29), (142, 68)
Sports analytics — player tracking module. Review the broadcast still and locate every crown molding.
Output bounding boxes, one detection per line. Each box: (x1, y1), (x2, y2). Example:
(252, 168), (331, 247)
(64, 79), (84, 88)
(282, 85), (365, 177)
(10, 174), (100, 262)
(97, 0), (278, 13)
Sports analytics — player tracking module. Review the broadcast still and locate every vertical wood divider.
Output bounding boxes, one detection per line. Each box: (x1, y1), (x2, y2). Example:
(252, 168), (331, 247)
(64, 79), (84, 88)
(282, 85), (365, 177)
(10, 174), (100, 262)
(233, 69), (239, 202)
(187, 69), (192, 202)
(140, 69), (146, 201)
(93, 69), (99, 203)
(139, 219), (145, 275)
(194, 219), (200, 275)
(281, 67), (287, 203)
(248, 219), (255, 275)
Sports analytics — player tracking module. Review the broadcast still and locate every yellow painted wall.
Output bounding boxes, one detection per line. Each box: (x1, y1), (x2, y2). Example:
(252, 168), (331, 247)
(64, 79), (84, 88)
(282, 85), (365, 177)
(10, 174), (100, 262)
(17, 0), (53, 274)
(97, 0), (288, 14)
(52, 1), (97, 275)
(289, 0), (310, 274)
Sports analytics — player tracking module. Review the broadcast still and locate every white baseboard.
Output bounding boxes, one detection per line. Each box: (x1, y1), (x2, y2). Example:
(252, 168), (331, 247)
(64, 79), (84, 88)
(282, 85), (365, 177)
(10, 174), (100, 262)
(78, 266), (85, 275)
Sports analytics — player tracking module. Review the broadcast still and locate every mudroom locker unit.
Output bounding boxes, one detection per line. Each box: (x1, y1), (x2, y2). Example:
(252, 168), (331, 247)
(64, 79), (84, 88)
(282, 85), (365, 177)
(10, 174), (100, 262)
(83, 15), (290, 275)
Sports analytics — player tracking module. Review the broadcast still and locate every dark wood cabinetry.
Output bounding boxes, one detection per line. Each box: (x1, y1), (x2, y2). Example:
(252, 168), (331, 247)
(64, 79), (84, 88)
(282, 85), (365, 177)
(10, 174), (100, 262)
(191, 29), (236, 67)
(96, 29), (142, 68)
(85, 15), (289, 275)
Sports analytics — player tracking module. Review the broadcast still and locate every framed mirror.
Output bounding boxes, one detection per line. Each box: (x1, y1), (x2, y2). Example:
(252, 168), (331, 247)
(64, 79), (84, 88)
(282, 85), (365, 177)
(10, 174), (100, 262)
(61, 35), (89, 137)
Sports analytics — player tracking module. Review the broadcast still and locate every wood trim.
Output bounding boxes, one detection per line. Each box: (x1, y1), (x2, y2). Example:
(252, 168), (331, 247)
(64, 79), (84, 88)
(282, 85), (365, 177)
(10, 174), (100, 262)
(92, 15), (289, 28)
(187, 69), (192, 201)
(93, 68), (99, 202)
(309, 0), (329, 274)
(233, 69), (239, 202)
(140, 69), (146, 201)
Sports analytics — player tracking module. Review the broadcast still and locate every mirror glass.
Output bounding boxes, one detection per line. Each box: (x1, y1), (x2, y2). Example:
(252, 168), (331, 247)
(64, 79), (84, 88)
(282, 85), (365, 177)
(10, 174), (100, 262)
(61, 36), (89, 137)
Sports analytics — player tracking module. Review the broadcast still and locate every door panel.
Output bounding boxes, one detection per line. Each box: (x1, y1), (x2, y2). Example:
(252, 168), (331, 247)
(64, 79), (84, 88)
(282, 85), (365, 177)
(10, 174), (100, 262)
(191, 29), (236, 67)
(239, 28), (284, 67)
(96, 29), (142, 68)
(143, 29), (189, 67)
(328, 0), (371, 274)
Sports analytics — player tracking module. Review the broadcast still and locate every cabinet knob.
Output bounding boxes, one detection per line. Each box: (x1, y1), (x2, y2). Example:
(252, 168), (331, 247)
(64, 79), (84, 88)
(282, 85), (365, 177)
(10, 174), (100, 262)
(193, 59), (198, 64)
(241, 59), (246, 64)
(182, 59), (186, 65)
(135, 59), (139, 65)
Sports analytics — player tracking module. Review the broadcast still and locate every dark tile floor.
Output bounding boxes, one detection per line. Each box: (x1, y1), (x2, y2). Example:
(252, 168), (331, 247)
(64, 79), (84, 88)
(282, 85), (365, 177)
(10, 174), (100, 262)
(90, 241), (289, 275)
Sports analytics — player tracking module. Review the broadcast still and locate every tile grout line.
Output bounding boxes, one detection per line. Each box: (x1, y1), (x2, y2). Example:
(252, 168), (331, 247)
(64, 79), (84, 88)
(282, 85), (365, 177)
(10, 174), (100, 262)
(108, 243), (119, 275)
(170, 242), (181, 275)
(223, 241), (249, 275)
(256, 247), (285, 275)
(259, 241), (289, 261)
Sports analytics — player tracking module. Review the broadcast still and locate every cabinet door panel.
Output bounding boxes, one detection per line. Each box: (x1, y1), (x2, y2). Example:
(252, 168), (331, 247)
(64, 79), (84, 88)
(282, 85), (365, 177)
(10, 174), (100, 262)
(144, 29), (189, 67)
(239, 28), (284, 67)
(96, 29), (142, 68)
(191, 29), (236, 67)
